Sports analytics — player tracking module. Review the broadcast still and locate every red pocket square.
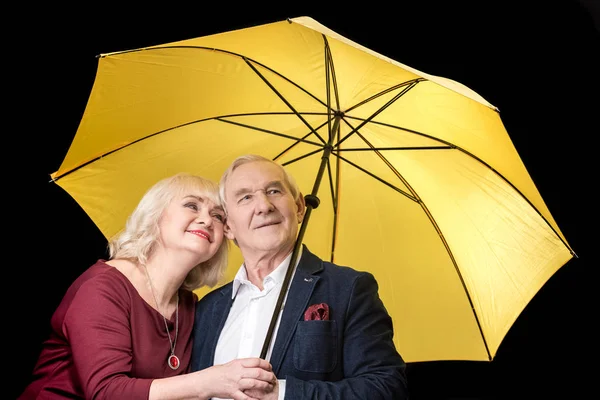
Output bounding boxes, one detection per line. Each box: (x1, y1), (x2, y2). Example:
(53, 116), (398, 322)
(304, 303), (330, 321)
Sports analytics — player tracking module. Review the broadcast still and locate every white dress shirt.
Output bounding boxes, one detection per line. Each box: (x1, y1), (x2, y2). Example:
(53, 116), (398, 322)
(212, 248), (301, 400)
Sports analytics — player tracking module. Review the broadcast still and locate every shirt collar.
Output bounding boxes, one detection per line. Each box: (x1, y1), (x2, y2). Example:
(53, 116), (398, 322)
(231, 246), (303, 299)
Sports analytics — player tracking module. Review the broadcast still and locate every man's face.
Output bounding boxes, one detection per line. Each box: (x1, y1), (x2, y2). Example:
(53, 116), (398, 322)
(223, 161), (305, 258)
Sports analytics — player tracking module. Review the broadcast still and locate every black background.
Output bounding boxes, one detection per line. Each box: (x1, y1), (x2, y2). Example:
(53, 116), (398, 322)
(15, 1), (598, 398)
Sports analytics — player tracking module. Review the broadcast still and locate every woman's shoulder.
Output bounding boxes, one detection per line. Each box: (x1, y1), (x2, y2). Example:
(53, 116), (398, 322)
(51, 260), (136, 326)
(68, 259), (117, 287)
(81, 259), (131, 282)
(71, 259), (135, 299)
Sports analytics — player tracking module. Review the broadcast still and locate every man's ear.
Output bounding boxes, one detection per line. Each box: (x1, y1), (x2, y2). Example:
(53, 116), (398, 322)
(223, 221), (236, 240)
(296, 192), (306, 223)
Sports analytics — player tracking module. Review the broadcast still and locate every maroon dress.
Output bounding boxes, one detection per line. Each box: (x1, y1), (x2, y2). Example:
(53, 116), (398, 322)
(19, 260), (197, 399)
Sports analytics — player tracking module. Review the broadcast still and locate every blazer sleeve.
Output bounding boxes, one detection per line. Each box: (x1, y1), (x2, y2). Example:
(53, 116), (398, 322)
(285, 272), (409, 399)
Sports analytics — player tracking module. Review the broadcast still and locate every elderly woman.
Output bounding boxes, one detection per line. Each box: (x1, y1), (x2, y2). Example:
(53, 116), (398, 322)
(19, 173), (275, 400)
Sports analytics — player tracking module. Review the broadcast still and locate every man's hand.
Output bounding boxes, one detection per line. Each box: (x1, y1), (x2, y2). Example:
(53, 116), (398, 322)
(243, 378), (279, 400)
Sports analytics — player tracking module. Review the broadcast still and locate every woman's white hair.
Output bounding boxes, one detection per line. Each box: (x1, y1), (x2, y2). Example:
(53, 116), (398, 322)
(108, 173), (229, 291)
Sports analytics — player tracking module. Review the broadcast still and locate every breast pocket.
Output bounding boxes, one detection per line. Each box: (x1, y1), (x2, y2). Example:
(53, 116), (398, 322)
(293, 320), (337, 373)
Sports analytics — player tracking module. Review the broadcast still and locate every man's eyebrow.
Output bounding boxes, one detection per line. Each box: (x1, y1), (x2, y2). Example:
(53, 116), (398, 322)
(231, 181), (285, 198)
(267, 181), (285, 189)
(232, 187), (251, 199)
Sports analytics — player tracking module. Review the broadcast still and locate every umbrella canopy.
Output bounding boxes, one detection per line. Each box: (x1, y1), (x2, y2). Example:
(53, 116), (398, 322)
(50, 16), (575, 363)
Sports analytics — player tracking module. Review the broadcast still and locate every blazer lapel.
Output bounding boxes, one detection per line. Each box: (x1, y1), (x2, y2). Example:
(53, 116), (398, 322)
(269, 246), (323, 373)
(207, 285), (234, 365)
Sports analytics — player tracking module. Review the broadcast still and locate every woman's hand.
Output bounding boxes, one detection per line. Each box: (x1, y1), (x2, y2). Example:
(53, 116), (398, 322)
(202, 357), (276, 400)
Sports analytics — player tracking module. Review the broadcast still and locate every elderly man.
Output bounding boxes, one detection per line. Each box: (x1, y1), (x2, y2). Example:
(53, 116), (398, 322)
(191, 154), (408, 400)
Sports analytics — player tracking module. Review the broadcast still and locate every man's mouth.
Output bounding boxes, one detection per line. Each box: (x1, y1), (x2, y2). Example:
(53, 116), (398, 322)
(255, 221), (280, 229)
(188, 230), (211, 242)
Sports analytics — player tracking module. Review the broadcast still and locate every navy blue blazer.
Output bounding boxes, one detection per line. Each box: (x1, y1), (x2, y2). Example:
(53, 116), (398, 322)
(191, 245), (408, 399)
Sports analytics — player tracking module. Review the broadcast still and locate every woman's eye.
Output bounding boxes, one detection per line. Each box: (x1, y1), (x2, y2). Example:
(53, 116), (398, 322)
(185, 203), (199, 210)
(267, 189), (281, 195)
(213, 214), (225, 222)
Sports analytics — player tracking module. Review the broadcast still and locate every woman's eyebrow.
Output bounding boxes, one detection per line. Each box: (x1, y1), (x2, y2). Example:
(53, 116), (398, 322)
(183, 195), (204, 202)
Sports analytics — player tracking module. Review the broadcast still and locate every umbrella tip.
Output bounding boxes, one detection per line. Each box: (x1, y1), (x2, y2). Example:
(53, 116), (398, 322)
(287, 17), (292, 24)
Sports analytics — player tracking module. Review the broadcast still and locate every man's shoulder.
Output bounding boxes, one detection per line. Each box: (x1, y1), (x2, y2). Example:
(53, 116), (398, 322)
(303, 245), (373, 280)
(322, 260), (372, 278)
(196, 282), (233, 307)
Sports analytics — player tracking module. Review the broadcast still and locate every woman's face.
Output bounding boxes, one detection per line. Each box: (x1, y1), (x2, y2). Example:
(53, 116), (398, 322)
(158, 191), (225, 263)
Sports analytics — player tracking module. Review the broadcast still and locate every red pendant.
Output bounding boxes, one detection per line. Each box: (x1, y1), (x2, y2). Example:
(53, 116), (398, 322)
(168, 354), (180, 370)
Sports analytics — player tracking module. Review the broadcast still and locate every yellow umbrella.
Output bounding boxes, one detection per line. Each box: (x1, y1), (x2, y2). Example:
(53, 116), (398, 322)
(50, 16), (575, 363)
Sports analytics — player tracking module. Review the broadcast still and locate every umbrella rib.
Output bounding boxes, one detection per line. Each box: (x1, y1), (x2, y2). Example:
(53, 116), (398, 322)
(216, 118), (324, 147)
(243, 58), (327, 145)
(325, 41), (333, 143)
(337, 147), (494, 361)
(111, 45), (340, 146)
(336, 118), (425, 203)
(337, 114), (573, 358)
(343, 115), (460, 146)
(339, 112), (454, 152)
(338, 114), (575, 255)
(453, 147), (577, 256)
(118, 45), (331, 110)
(335, 81), (420, 149)
(51, 111), (328, 181)
(324, 36), (341, 111)
(333, 154), (417, 201)
(221, 111), (327, 118)
(417, 199), (494, 361)
(339, 114), (575, 254)
(340, 146), (452, 151)
(323, 36), (341, 121)
(339, 118), (422, 198)
(345, 78), (425, 115)
(279, 148), (325, 167)
(272, 119), (332, 161)
(347, 110), (576, 256)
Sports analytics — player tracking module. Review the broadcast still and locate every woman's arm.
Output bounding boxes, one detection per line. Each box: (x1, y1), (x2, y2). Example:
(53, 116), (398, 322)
(65, 274), (274, 400)
(149, 358), (276, 400)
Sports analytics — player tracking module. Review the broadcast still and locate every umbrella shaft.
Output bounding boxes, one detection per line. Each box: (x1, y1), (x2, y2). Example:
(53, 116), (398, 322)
(259, 117), (339, 359)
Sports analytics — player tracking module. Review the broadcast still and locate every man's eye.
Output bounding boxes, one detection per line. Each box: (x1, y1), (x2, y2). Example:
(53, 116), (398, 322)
(238, 195), (251, 203)
(267, 189), (281, 195)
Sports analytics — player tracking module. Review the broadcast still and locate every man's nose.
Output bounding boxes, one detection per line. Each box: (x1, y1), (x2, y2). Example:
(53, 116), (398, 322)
(255, 192), (274, 213)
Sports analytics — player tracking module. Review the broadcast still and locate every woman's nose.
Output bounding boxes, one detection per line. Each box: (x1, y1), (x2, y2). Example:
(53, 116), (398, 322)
(196, 210), (213, 226)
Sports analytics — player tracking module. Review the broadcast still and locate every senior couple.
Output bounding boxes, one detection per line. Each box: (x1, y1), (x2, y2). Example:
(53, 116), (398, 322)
(21, 154), (408, 400)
